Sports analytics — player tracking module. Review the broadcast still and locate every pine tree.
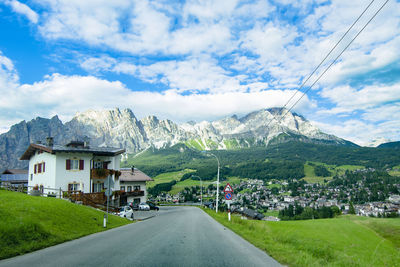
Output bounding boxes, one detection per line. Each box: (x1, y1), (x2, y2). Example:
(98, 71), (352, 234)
(349, 201), (356, 214)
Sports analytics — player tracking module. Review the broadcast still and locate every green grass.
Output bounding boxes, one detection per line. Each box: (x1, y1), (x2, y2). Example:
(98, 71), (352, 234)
(147, 169), (195, 188)
(169, 176), (242, 195)
(202, 208), (400, 266)
(184, 139), (205, 150)
(302, 162), (332, 184)
(170, 179), (207, 195)
(263, 210), (279, 217)
(223, 139), (240, 149)
(336, 164), (365, 173)
(0, 190), (132, 259)
(302, 162), (365, 184)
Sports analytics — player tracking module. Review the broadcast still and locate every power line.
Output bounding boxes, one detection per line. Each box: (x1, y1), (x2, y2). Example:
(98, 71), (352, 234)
(264, 0), (382, 128)
(278, 0), (389, 124)
(279, 0), (375, 115)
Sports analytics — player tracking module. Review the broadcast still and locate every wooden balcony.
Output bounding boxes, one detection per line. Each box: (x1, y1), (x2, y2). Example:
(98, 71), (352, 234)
(117, 190), (144, 197)
(91, 168), (121, 179)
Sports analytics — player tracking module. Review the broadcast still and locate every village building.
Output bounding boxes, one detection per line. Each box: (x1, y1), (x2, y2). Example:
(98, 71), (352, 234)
(0, 169), (28, 189)
(20, 138), (125, 195)
(118, 167), (153, 206)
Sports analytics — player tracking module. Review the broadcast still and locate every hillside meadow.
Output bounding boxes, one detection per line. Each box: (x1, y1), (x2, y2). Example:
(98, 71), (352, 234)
(0, 189), (132, 259)
(203, 208), (400, 267)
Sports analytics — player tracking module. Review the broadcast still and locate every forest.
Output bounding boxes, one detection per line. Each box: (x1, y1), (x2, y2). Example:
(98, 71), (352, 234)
(124, 141), (400, 181)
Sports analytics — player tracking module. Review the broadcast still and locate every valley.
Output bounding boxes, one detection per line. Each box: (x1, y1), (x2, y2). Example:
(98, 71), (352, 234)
(125, 142), (400, 219)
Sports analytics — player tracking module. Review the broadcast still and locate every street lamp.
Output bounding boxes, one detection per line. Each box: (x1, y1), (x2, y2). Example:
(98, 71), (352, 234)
(202, 151), (220, 213)
(191, 175), (202, 206)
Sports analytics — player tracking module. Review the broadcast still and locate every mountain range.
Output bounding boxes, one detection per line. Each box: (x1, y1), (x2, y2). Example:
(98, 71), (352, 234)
(0, 107), (355, 170)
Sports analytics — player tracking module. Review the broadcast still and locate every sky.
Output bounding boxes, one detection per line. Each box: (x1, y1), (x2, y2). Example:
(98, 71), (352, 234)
(0, 0), (399, 146)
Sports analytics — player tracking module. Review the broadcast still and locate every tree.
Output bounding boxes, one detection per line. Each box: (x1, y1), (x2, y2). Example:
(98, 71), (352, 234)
(349, 202), (356, 214)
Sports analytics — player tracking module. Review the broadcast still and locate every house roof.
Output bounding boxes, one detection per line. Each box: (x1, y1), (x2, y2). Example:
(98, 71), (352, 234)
(119, 168), (154, 182)
(1, 169), (28, 175)
(20, 143), (125, 160)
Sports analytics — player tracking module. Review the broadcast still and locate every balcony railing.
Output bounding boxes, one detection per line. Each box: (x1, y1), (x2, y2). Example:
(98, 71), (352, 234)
(91, 168), (121, 179)
(117, 190), (144, 197)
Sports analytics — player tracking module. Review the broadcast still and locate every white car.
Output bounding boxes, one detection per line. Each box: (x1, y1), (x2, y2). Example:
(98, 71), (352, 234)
(118, 206), (134, 219)
(139, 202), (150, 211)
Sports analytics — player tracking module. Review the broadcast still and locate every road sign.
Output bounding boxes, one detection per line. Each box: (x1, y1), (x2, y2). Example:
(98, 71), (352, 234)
(225, 192), (232, 200)
(104, 175), (114, 189)
(105, 188), (113, 197)
(224, 183), (233, 193)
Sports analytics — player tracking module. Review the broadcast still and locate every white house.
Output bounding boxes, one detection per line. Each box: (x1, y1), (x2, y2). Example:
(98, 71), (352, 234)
(20, 138), (125, 195)
(117, 167), (154, 206)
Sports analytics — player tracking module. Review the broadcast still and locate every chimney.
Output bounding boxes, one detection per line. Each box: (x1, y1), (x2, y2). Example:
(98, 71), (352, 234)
(131, 165), (135, 174)
(46, 137), (54, 147)
(84, 140), (90, 148)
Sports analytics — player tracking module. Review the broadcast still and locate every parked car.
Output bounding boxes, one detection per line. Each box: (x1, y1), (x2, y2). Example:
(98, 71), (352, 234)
(139, 202), (150, 211)
(129, 202), (139, 211)
(118, 206), (134, 219)
(147, 202), (159, 211)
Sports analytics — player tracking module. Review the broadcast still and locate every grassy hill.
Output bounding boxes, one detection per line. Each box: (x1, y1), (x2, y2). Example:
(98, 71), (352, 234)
(204, 209), (400, 266)
(0, 190), (132, 259)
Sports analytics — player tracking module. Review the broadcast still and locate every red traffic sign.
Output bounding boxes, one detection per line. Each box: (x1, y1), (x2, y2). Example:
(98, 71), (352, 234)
(225, 192), (232, 200)
(224, 183), (233, 193)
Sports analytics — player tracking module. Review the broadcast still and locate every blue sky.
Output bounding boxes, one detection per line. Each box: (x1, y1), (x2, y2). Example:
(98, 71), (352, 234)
(0, 0), (399, 146)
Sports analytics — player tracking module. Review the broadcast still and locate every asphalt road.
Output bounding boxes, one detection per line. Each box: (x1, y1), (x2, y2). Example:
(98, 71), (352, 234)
(0, 206), (281, 267)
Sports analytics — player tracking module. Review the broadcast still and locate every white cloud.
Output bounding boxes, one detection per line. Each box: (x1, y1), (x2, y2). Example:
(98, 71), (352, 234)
(0, 51), (314, 132)
(4, 0), (39, 23)
(319, 83), (400, 114)
(240, 22), (297, 62)
(314, 118), (400, 146)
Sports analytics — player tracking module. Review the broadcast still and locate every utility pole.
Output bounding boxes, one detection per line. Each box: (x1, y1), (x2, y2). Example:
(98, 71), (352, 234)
(192, 175), (203, 206)
(202, 152), (220, 213)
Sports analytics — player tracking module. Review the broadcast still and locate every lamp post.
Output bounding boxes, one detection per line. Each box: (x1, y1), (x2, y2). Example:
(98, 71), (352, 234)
(202, 151), (220, 213)
(192, 175), (202, 206)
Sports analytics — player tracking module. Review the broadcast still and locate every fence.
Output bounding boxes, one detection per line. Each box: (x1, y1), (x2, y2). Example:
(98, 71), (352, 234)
(1, 184), (120, 212)
(1, 183), (63, 198)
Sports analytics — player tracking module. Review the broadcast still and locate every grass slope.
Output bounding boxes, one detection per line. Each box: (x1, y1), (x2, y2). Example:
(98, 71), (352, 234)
(203, 209), (400, 266)
(147, 169), (194, 188)
(302, 162), (364, 184)
(0, 190), (132, 259)
(170, 176), (242, 195)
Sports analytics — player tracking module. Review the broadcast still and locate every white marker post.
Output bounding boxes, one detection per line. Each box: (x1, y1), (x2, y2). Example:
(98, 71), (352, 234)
(228, 201), (231, 221)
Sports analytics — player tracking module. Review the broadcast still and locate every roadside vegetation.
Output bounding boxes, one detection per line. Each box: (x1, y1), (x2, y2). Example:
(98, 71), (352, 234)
(0, 190), (132, 259)
(203, 208), (400, 266)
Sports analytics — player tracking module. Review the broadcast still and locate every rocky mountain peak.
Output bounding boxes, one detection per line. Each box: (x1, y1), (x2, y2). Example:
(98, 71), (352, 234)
(0, 107), (353, 169)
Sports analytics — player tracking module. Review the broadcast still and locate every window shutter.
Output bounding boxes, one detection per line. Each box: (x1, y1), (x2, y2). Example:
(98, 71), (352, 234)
(43, 162), (45, 173)
(34, 164), (37, 174)
(79, 160), (84, 170)
(66, 159), (71, 170)
(103, 162), (108, 169)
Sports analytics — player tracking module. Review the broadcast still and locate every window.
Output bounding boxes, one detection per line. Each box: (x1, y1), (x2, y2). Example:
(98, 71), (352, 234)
(94, 161), (103, 169)
(120, 186), (125, 191)
(134, 185), (141, 191)
(35, 162), (45, 174)
(68, 183), (79, 191)
(30, 174), (33, 181)
(93, 183), (104, 193)
(127, 186), (132, 192)
(66, 159), (84, 170)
